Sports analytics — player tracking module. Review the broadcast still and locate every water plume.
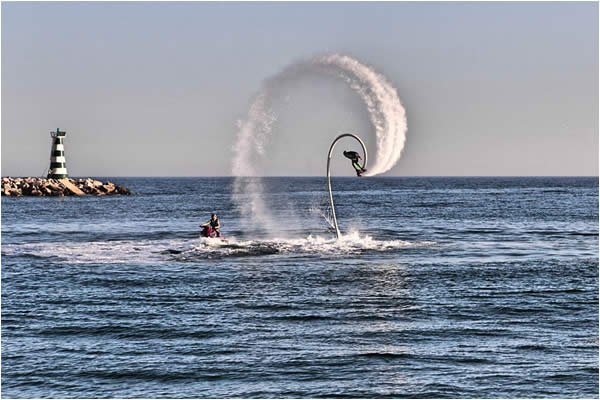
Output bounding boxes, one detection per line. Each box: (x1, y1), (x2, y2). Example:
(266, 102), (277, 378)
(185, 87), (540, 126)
(232, 53), (407, 234)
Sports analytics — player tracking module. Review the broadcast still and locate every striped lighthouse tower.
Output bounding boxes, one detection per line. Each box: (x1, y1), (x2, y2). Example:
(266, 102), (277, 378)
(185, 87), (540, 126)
(47, 128), (68, 179)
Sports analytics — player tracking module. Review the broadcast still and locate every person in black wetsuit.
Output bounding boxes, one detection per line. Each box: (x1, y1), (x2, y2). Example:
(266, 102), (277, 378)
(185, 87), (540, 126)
(200, 213), (221, 237)
(343, 150), (367, 176)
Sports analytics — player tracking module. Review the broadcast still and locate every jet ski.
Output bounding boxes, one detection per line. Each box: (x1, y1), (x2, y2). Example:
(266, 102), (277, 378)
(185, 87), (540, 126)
(200, 226), (226, 241)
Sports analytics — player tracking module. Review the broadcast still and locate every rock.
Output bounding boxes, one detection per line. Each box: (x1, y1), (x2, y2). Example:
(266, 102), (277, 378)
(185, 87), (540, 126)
(116, 186), (131, 195)
(58, 179), (84, 196)
(100, 183), (116, 194)
(0, 177), (131, 197)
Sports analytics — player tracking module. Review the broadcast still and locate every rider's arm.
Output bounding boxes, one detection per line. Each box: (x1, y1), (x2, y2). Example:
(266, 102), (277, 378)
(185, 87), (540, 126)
(200, 220), (210, 227)
(215, 220), (221, 229)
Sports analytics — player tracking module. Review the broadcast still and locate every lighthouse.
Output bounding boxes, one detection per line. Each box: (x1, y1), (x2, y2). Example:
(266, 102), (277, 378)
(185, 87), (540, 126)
(47, 128), (68, 179)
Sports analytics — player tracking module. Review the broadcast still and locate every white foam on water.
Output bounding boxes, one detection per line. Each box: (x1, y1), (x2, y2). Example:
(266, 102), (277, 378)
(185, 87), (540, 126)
(272, 230), (416, 254)
(2, 240), (176, 265)
(187, 232), (433, 259)
(2, 232), (433, 264)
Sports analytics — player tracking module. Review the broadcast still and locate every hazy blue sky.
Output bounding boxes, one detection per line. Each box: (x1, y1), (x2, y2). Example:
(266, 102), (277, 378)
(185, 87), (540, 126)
(2, 1), (597, 176)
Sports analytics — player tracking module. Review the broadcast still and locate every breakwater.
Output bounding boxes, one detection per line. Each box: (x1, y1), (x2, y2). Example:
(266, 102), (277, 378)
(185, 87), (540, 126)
(1, 177), (131, 197)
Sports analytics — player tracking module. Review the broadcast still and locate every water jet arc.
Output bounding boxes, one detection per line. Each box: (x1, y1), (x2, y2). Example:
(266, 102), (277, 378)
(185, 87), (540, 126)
(327, 133), (368, 239)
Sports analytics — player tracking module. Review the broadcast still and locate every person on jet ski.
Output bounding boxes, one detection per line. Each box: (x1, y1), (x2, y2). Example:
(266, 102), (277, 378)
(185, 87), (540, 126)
(343, 150), (367, 177)
(200, 213), (221, 237)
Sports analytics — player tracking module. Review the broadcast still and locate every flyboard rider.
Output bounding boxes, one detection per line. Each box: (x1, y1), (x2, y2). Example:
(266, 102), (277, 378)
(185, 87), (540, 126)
(343, 150), (367, 177)
(200, 213), (221, 238)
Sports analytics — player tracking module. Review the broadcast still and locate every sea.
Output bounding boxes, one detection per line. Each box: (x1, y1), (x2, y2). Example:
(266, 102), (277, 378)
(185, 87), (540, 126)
(1, 177), (598, 398)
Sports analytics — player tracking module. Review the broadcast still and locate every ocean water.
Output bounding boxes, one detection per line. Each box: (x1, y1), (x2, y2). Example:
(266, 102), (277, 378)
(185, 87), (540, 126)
(2, 176), (598, 398)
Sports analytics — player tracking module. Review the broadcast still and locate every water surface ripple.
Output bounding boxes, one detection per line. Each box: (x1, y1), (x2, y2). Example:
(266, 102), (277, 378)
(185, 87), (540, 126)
(2, 177), (598, 398)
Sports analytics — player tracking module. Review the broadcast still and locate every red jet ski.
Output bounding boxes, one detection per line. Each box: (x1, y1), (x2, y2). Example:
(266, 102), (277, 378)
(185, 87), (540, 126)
(200, 226), (226, 240)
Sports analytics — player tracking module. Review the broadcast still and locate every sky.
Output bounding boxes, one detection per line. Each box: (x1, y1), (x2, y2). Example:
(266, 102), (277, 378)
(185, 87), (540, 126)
(2, 1), (598, 177)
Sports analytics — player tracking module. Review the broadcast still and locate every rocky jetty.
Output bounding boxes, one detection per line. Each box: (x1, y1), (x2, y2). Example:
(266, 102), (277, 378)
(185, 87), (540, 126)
(1, 177), (131, 197)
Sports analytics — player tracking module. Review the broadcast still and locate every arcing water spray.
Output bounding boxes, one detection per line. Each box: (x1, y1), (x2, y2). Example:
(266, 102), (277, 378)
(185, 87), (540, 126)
(231, 53), (407, 234)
